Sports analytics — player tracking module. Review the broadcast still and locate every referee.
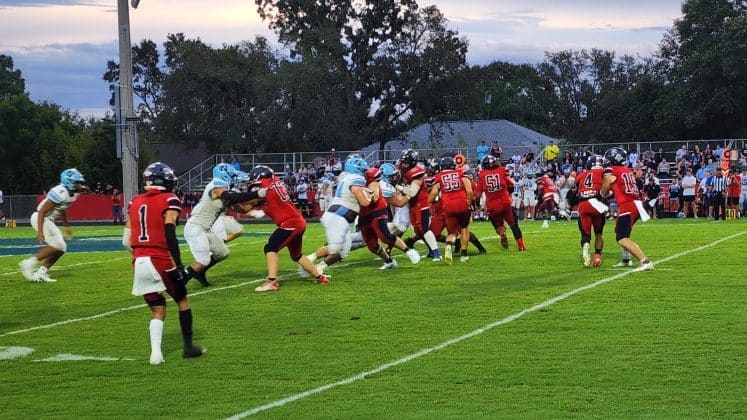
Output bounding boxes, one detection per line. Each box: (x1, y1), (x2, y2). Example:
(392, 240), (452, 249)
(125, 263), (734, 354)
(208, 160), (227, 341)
(708, 171), (726, 220)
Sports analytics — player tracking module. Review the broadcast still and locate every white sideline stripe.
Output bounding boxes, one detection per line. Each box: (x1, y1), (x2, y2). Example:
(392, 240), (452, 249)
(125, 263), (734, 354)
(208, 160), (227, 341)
(226, 230), (747, 419)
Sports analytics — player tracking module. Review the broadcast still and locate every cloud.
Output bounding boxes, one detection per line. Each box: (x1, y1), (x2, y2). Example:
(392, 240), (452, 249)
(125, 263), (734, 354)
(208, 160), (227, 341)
(0, 0), (107, 6)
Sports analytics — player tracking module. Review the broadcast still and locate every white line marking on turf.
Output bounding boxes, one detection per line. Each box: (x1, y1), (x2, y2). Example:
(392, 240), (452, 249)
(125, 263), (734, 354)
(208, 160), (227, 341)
(0, 346), (34, 360)
(34, 353), (135, 362)
(226, 230), (747, 419)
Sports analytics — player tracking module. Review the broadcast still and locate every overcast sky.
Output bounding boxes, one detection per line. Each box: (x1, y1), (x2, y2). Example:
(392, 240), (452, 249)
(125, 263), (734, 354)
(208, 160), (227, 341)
(0, 0), (684, 117)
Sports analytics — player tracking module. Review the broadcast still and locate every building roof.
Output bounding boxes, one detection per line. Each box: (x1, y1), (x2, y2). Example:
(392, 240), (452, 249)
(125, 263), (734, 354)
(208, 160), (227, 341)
(361, 119), (557, 162)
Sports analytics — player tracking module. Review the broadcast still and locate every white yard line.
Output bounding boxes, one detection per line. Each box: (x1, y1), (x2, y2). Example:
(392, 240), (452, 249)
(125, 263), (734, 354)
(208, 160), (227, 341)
(226, 230), (747, 419)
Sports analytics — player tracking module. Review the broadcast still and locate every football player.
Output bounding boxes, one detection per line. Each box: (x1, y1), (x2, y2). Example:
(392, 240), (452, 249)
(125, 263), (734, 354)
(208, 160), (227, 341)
(210, 170), (249, 243)
(536, 169), (559, 228)
(575, 156), (607, 267)
(246, 166), (329, 292)
(19, 168), (86, 282)
(184, 163), (266, 286)
(600, 147), (654, 271)
(396, 149), (441, 258)
(358, 166), (421, 269)
(307, 155), (372, 274)
(477, 155), (526, 251)
(122, 162), (203, 365)
(429, 156), (473, 264)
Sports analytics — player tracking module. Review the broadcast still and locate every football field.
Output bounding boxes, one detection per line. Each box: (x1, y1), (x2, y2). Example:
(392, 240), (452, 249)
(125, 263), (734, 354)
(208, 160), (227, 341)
(1, 219), (746, 418)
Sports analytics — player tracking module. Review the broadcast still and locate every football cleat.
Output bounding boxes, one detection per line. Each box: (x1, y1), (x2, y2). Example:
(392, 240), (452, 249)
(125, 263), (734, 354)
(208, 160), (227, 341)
(582, 243), (591, 267)
(315, 262), (328, 274)
(405, 249), (421, 264)
(518, 244), (527, 251)
(149, 352), (164, 366)
(444, 244), (453, 265)
(635, 261), (654, 272)
(459, 255), (470, 263)
(32, 270), (56, 283)
(193, 270), (210, 287)
(255, 279), (280, 292)
(541, 220), (549, 228)
(500, 235), (509, 249)
(592, 254), (602, 267)
(613, 260), (633, 268)
(315, 275), (330, 285)
(19, 257), (37, 281)
(379, 260), (398, 270)
(182, 345), (205, 359)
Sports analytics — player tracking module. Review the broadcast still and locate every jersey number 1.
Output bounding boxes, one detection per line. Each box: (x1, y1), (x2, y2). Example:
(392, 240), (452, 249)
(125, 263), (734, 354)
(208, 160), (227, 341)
(138, 205), (149, 242)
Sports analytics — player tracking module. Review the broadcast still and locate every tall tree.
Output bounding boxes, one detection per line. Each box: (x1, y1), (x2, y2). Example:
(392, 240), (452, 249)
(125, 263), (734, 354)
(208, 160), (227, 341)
(0, 55), (25, 99)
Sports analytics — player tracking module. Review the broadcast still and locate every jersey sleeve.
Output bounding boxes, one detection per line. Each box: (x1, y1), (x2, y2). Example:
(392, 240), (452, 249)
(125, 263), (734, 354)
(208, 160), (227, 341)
(47, 186), (67, 204)
(165, 194), (182, 214)
(380, 182), (396, 198)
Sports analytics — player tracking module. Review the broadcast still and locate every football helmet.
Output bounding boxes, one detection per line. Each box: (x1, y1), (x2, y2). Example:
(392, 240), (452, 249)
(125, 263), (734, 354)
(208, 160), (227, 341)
(480, 155), (499, 169)
(344, 155), (368, 175)
(60, 168), (86, 191)
(364, 167), (382, 184)
(143, 162), (177, 192)
(379, 163), (400, 184)
(248, 165), (274, 182)
(585, 154), (603, 170)
(440, 156), (456, 170)
(425, 159), (441, 176)
(399, 149), (419, 169)
(213, 163), (238, 184)
(603, 147), (628, 166)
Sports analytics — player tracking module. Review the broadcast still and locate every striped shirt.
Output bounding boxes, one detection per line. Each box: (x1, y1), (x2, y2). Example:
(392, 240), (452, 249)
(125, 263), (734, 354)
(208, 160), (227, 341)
(708, 175), (725, 193)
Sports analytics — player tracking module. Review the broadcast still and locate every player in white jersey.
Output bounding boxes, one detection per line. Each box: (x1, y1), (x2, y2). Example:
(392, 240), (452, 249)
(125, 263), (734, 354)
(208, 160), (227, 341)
(520, 175), (538, 220)
(184, 164), (265, 286)
(307, 155), (372, 273)
(19, 169), (86, 282)
(740, 167), (747, 214)
(210, 170), (249, 243)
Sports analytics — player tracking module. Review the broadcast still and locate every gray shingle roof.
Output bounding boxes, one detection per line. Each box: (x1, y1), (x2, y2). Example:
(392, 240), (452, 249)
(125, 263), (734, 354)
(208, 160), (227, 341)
(361, 119), (558, 163)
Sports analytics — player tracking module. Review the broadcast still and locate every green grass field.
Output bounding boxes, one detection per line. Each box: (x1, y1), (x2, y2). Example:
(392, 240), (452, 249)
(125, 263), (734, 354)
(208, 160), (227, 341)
(1, 219), (746, 418)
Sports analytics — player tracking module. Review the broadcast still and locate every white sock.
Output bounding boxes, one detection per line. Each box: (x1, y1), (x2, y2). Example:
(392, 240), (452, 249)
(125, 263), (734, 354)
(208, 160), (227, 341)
(149, 319), (164, 355)
(423, 231), (438, 251)
(621, 249), (631, 261)
(306, 252), (317, 263)
(36, 266), (48, 274)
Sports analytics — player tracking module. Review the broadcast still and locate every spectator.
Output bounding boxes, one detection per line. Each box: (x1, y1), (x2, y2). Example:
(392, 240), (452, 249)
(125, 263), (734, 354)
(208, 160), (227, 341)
(543, 140), (559, 163)
(476, 140), (490, 162)
(112, 188), (124, 224)
(715, 144), (725, 160)
(681, 169), (698, 218)
(675, 144), (689, 162)
(510, 149), (522, 166)
(230, 156), (241, 171)
(296, 178), (310, 217)
(627, 149), (639, 168)
(490, 141), (503, 159)
(695, 162), (707, 180)
(654, 147), (665, 165)
(726, 169), (741, 215)
(657, 157), (670, 178)
(643, 176), (661, 219)
(524, 148), (535, 163)
(642, 147), (655, 169)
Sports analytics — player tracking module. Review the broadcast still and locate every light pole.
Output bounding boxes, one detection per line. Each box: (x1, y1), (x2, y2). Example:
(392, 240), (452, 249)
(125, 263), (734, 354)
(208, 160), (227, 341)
(117, 0), (139, 207)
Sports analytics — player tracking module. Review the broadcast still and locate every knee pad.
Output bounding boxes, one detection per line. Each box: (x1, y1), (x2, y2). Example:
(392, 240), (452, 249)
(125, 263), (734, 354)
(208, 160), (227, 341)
(144, 293), (166, 308)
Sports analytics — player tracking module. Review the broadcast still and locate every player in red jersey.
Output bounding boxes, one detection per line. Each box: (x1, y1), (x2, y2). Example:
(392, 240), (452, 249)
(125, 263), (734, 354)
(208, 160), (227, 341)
(122, 162), (203, 365)
(396, 149), (441, 257)
(477, 155), (526, 251)
(246, 165), (329, 292)
(600, 147), (654, 271)
(358, 167), (421, 269)
(575, 156), (607, 267)
(429, 156), (473, 264)
(536, 169), (559, 228)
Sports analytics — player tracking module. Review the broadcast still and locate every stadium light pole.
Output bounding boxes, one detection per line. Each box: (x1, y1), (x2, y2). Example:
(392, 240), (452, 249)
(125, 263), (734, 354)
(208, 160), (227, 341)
(117, 0), (139, 208)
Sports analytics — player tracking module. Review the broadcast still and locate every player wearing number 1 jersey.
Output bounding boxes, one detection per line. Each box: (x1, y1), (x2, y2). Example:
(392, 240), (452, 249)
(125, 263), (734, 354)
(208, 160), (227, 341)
(477, 155), (526, 251)
(601, 147), (653, 271)
(576, 157), (606, 267)
(123, 162), (203, 365)
(429, 156), (473, 264)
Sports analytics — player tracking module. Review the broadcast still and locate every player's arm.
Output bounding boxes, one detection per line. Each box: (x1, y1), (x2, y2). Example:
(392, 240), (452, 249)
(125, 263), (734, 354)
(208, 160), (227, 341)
(369, 181), (381, 203)
(59, 209), (73, 239)
(163, 209), (187, 276)
(600, 174), (616, 198)
(462, 177), (474, 202)
(220, 188), (267, 205)
(122, 217), (132, 252)
(351, 185), (372, 207)
(428, 182), (441, 203)
(398, 177), (422, 197)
